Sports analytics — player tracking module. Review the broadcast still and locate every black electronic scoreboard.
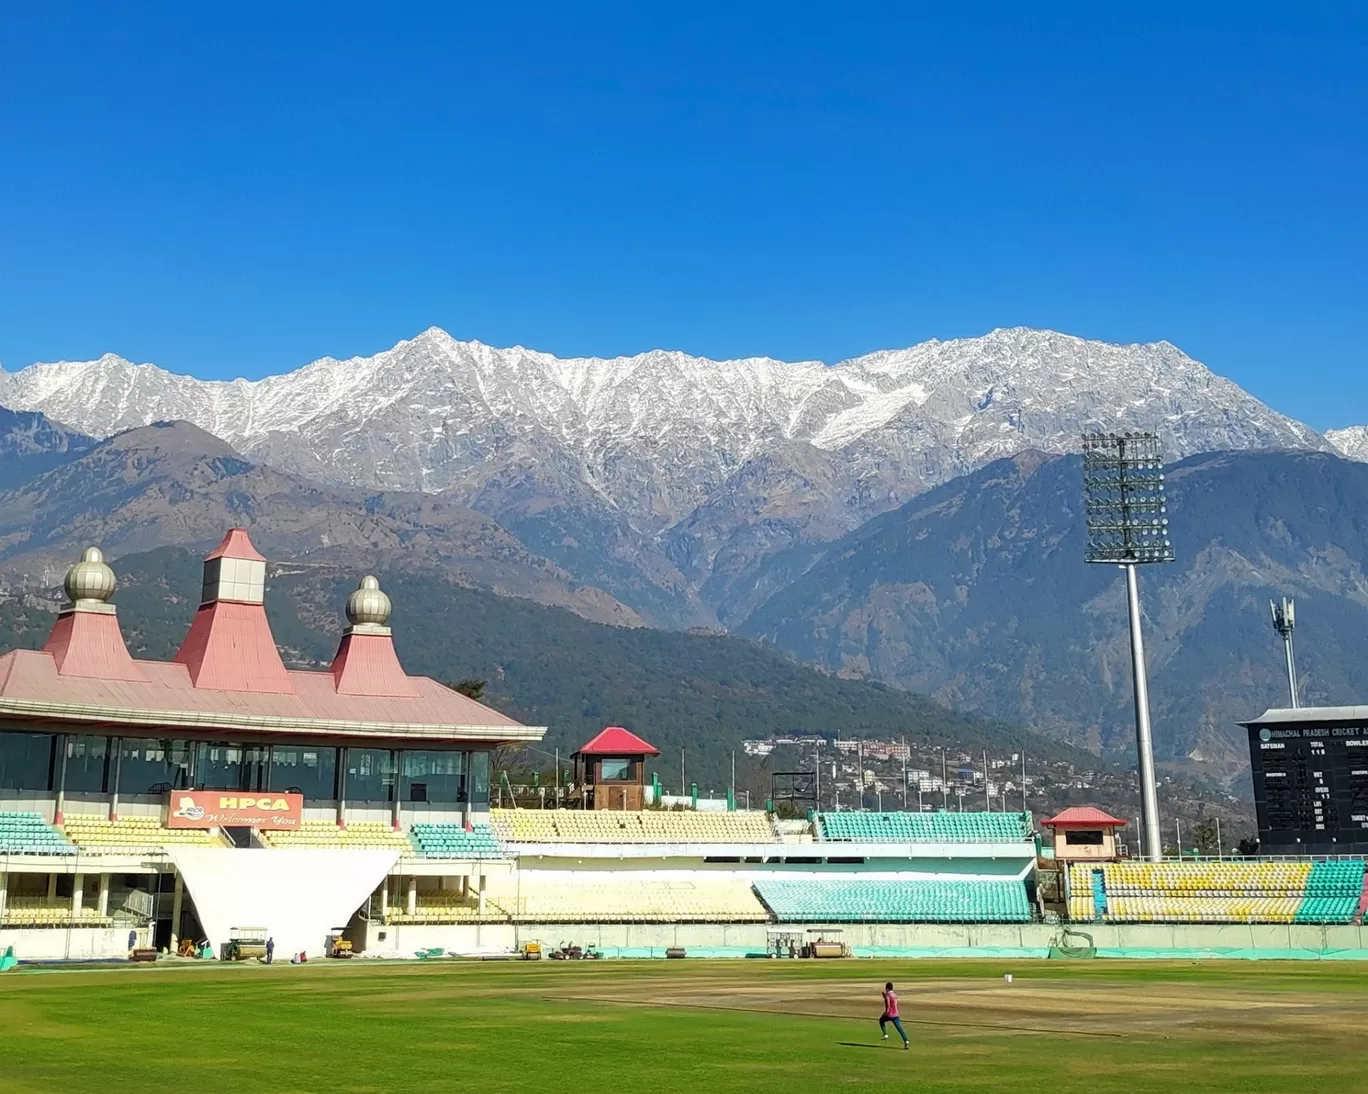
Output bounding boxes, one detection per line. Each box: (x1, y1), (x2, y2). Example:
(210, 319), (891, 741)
(1247, 719), (1368, 855)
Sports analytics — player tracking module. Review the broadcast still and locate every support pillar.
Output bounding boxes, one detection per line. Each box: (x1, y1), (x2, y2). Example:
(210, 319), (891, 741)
(71, 874), (84, 919)
(0, 871), (8, 921)
(392, 749), (403, 831)
(462, 750), (472, 830)
(54, 734), (69, 825)
(337, 748), (348, 829)
(97, 873), (110, 918)
(459, 875), (469, 900)
(477, 874), (486, 917)
(170, 874), (184, 952)
(406, 876), (417, 916)
(47, 873), (58, 900)
(379, 877), (390, 921)
(109, 739), (123, 821)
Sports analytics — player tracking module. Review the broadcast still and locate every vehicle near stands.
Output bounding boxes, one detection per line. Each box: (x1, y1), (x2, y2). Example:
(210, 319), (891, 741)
(223, 927), (268, 962)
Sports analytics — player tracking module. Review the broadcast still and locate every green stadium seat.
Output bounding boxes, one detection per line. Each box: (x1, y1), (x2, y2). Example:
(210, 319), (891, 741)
(751, 878), (1031, 923)
(0, 811), (78, 855)
(814, 811), (1031, 844)
(408, 824), (506, 859)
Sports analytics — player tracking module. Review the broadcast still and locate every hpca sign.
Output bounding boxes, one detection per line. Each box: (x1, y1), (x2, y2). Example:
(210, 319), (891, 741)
(165, 790), (304, 830)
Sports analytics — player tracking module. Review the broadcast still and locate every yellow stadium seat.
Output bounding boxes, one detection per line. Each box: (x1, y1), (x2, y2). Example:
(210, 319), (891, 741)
(258, 820), (413, 851)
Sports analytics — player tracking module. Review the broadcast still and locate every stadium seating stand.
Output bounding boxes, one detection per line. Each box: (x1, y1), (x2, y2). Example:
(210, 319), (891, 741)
(496, 874), (770, 922)
(60, 814), (223, 852)
(408, 823), (505, 858)
(489, 809), (776, 844)
(0, 897), (113, 928)
(258, 820), (413, 851)
(0, 811), (77, 855)
(1068, 860), (1367, 924)
(752, 877), (1032, 923)
(815, 811), (1032, 843)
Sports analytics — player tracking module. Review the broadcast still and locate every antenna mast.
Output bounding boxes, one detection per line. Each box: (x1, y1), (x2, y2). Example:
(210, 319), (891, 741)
(1269, 597), (1299, 708)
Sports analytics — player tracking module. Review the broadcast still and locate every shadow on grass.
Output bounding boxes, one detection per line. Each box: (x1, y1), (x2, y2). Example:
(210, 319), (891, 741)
(837, 1042), (886, 1049)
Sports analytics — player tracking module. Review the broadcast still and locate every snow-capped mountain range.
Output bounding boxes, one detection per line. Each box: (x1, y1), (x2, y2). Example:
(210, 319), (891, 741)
(0, 326), (1328, 503)
(0, 326), (1336, 627)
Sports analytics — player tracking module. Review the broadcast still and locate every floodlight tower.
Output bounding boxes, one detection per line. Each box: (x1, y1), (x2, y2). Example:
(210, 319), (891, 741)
(1269, 597), (1299, 708)
(1082, 432), (1174, 863)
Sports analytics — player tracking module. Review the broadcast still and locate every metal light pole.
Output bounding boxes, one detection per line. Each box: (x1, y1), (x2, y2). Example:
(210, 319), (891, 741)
(1270, 597), (1299, 708)
(1083, 432), (1174, 863)
(1124, 563), (1163, 860)
(856, 739), (865, 811)
(902, 737), (909, 810)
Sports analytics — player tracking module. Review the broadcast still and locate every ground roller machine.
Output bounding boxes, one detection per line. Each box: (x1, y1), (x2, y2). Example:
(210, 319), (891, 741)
(222, 927), (268, 962)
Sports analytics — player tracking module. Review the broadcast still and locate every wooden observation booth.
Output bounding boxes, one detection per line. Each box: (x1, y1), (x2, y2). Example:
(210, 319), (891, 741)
(573, 726), (659, 811)
(1041, 807), (1127, 863)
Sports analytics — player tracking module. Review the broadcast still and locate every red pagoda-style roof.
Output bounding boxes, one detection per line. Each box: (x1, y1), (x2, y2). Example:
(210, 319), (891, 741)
(1041, 806), (1127, 828)
(43, 609), (145, 682)
(0, 650), (532, 742)
(204, 528), (267, 562)
(575, 726), (659, 756)
(0, 529), (544, 746)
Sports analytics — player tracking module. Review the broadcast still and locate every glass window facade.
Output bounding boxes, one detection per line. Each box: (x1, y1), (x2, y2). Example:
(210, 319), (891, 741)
(345, 748), (396, 803)
(196, 743), (244, 790)
(470, 750), (490, 808)
(0, 730), (492, 805)
(65, 735), (111, 793)
(117, 738), (194, 793)
(271, 747), (337, 799)
(195, 743), (269, 792)
(0, 732), (55, 790)
(401, 750), (464, 803)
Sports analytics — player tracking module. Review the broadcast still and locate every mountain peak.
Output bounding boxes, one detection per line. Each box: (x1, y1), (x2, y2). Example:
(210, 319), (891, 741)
(101, 419), (246, 459)
(407, 325), (460, 349)
(1327, 425), (1368, 462)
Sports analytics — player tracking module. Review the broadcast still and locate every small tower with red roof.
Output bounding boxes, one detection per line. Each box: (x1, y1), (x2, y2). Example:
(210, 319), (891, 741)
(174, 529), (294, 693)
(1041, 806), (1128, 863)
(573, 726), (660, 810)
(43, 547), (144, 683)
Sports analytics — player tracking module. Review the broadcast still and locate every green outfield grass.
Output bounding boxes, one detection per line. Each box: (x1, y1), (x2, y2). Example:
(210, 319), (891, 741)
(2, 958), (1365, 1093)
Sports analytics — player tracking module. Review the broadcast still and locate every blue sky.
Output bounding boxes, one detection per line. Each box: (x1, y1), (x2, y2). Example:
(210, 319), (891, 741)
(1, 3), (1364, 428)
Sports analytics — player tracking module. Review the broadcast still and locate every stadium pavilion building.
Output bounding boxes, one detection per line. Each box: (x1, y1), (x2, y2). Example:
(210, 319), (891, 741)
(2, 528), (1367, 962)
(0, 531), (542, 958)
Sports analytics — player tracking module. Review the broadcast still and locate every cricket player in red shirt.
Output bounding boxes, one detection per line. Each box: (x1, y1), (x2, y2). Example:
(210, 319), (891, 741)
(880, 981), (909, 1048)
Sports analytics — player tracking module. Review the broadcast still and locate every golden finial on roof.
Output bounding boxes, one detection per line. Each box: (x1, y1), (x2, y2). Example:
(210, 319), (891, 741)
(345, 574), (392, 628)
(64, 546), (116, 607)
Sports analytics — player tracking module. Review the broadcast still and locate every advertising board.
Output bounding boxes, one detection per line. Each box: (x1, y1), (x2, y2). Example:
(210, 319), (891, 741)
(166, 790), (304, 830)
